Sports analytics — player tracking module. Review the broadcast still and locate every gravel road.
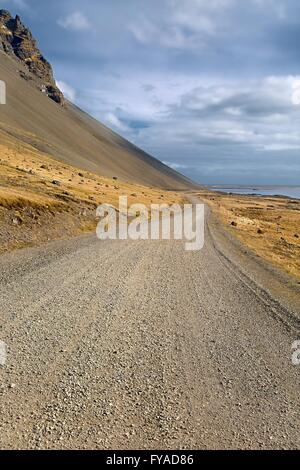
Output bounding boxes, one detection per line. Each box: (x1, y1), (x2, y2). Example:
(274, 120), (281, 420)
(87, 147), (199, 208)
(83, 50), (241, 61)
(0, 202), (300, 450)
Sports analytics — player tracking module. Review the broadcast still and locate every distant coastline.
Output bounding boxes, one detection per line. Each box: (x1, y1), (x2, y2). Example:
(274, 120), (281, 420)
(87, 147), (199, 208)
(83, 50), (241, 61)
(206, 185), (300, 200)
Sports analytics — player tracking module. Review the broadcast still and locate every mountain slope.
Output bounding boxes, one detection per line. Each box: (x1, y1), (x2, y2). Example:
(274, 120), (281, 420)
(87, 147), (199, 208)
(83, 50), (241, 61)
(0, 11), (196, 190)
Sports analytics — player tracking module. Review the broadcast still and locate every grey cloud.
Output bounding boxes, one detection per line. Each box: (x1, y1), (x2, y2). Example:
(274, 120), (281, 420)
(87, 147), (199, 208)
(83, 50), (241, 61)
(5, 0), (300, 184)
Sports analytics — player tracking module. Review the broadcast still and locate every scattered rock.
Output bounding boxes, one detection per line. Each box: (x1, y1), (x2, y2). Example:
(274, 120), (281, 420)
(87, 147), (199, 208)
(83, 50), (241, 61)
(52, 180), (61, 186)
(19, 70), (32, 81)
(231, 221), (237, 227)
(257, 229), (264, 234)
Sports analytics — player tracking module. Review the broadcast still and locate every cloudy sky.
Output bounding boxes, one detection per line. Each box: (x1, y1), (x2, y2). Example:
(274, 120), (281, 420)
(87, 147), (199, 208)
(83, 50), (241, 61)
(2, 0), (300, 184)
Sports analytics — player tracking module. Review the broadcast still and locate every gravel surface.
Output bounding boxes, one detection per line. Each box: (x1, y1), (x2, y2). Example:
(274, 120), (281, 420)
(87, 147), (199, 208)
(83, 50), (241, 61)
(0, 204), (299, 450)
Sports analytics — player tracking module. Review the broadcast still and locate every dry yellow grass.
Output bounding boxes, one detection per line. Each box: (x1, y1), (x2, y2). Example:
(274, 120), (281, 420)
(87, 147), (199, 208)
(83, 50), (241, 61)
(198, 190), (300, 280)
(0, 128), (184, 253)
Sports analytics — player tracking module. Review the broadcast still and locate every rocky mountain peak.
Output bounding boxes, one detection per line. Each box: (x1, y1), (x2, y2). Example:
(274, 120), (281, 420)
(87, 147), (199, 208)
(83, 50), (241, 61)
(0, 10), (64, 105)
(0, 10), (12, 21)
